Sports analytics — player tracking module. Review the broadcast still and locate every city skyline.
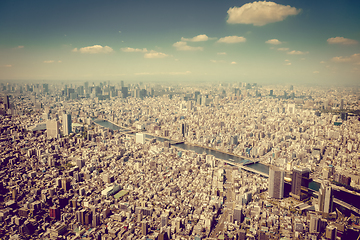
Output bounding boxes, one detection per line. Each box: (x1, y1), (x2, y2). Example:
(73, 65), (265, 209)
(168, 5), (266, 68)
(0, 0), (360, 84)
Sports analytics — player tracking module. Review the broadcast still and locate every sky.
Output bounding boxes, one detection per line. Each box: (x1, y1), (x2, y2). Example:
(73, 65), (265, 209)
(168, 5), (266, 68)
(0, 0), (359, 85)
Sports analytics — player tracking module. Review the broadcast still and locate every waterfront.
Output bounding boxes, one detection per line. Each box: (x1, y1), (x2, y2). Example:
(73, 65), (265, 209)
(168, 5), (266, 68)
(94, 119), (360, 212)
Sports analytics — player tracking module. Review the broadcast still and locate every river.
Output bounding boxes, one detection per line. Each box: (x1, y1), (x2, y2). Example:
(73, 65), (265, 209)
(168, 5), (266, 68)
(94, 119), (360, 212)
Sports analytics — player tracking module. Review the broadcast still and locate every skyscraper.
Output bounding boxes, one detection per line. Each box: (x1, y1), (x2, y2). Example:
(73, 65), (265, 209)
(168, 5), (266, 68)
(268, 166), (284, 199)
(319, 181), (333, 215)
(4, 95), (10, 109)
(141, 221), (148, 235)
(63, 114), (72, 136)
(291, 166), (310, 200)
(46, 120), (60, 138)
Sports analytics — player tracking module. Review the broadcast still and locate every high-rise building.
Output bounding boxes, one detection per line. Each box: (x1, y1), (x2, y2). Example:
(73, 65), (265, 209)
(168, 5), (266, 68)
(309, 215), (319, 234)
(319, 181), (333, 214)
(142, 221), (148, 235)
(4, 95), (10, 109)
(63, 114), (72, 136)
(233, 207), (243, 223)
(181, 123), (187, 138)
(161, 214), (168, 227)
(136, 133), (145, 144)
(340, 99), (344, 110)
(325, 225), (337, 240)
(46, 120), (60, 138)
(291, 166), (310, 200)
(268, 167), (284, 199)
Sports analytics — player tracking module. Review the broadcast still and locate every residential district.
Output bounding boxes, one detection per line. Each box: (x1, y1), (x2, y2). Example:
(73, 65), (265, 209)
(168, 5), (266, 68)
(1, 81), (360, 240)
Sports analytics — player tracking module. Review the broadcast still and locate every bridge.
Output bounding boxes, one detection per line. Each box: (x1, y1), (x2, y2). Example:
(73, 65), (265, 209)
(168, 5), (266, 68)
(220, 158), (269, 178)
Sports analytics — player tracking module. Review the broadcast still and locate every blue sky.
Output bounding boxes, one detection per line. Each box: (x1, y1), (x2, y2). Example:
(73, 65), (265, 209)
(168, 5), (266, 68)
(0, 0), (359, 85)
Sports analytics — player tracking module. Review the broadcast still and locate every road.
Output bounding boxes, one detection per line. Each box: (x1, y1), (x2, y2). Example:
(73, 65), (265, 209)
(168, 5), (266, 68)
(209, 166), (235, 237)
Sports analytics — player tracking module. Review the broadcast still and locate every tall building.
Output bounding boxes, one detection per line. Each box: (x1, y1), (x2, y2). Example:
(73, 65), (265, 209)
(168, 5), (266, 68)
(309, 215), (319, 234)
(46, 120), (60, 138)
(161, 214), (168, 227)
(181, 123), (187, 138)
(142, 221), (148, 235)
(291, 166), (310, 200)
(319, 181), (333, 214)
(4, 95), (10, 109)
(136, 133), (145, 144)
(233, 207), (243, 223)
(268, 167), (284, 199)
(63, 114), (72, 136)
(340, 99), (344, 110)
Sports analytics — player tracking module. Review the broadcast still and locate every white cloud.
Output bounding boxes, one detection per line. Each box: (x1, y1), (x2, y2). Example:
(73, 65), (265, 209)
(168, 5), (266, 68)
(266, 39), (282, 45)
(217, 52), (227, 55)
(173, 41), (203, 51)
(217, 36), (246, 43)
(287, 50), (309, 55)
(135, 71), (191, 75)
(331, 53), (360, 63)
(327, 37), (358, 45)
(17, 46), (24, 49)
(231, 61), (237, 64)
(277, 48), (289, 51)
(58, 60), (62, 63)
(144, 50), (169, 58)
(284, 62), (291, 65)
(3, 65), (12, 67)
(72, 45), (113, 54)
(227, 1), (301, 26)
(285, 59), (290, 62)
(181, 34), (215, 42)
(121, 47), (148, 53)
(313, 71), (319, 74)
(44, 60), (54, 63)
(320, 61), (325, 64)
(210, 60), (225, 63)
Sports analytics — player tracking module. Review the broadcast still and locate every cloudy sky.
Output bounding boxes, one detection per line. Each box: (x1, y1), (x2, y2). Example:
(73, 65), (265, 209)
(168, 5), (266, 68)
(0, 0), (359, 84)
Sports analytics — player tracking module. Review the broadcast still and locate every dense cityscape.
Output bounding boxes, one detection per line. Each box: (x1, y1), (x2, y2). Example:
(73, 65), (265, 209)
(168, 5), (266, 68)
(0, 81), (360, 239)
(1, 0), (360, 239)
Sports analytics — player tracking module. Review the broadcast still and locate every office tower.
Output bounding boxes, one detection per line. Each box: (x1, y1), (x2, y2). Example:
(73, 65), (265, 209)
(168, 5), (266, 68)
(76, 159), (85, 169)
(161, 214), (168, 227)
(4, 95), (10, 109)
(46, 120), (60, 138)
(319, 181), (333, 214)
(49, 206), (60, 220)
(269, 90), (273, 96)
(325, 225), (337, 240)
(142, 221), (148, 235)
(230, 136), (238, 145)
(92, 213), (100, 227)
(136, 133), (145, 144)
(42, 83), (49, 93)
(340, 112), (348, 121)
(63, 114), (72, 136)
(309, 215), (319, 234)
(120, 81), (124, 88)
(288, 103), (295, 114)
(291, 166), (310, 200)
(61, 178), (70, 191)
(340, 99), (344, 110)
(268, 167), (284, 199)
(233, 207), (243, 223)
(181, 123), (187, 137)
(121, 87), (128, 98)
